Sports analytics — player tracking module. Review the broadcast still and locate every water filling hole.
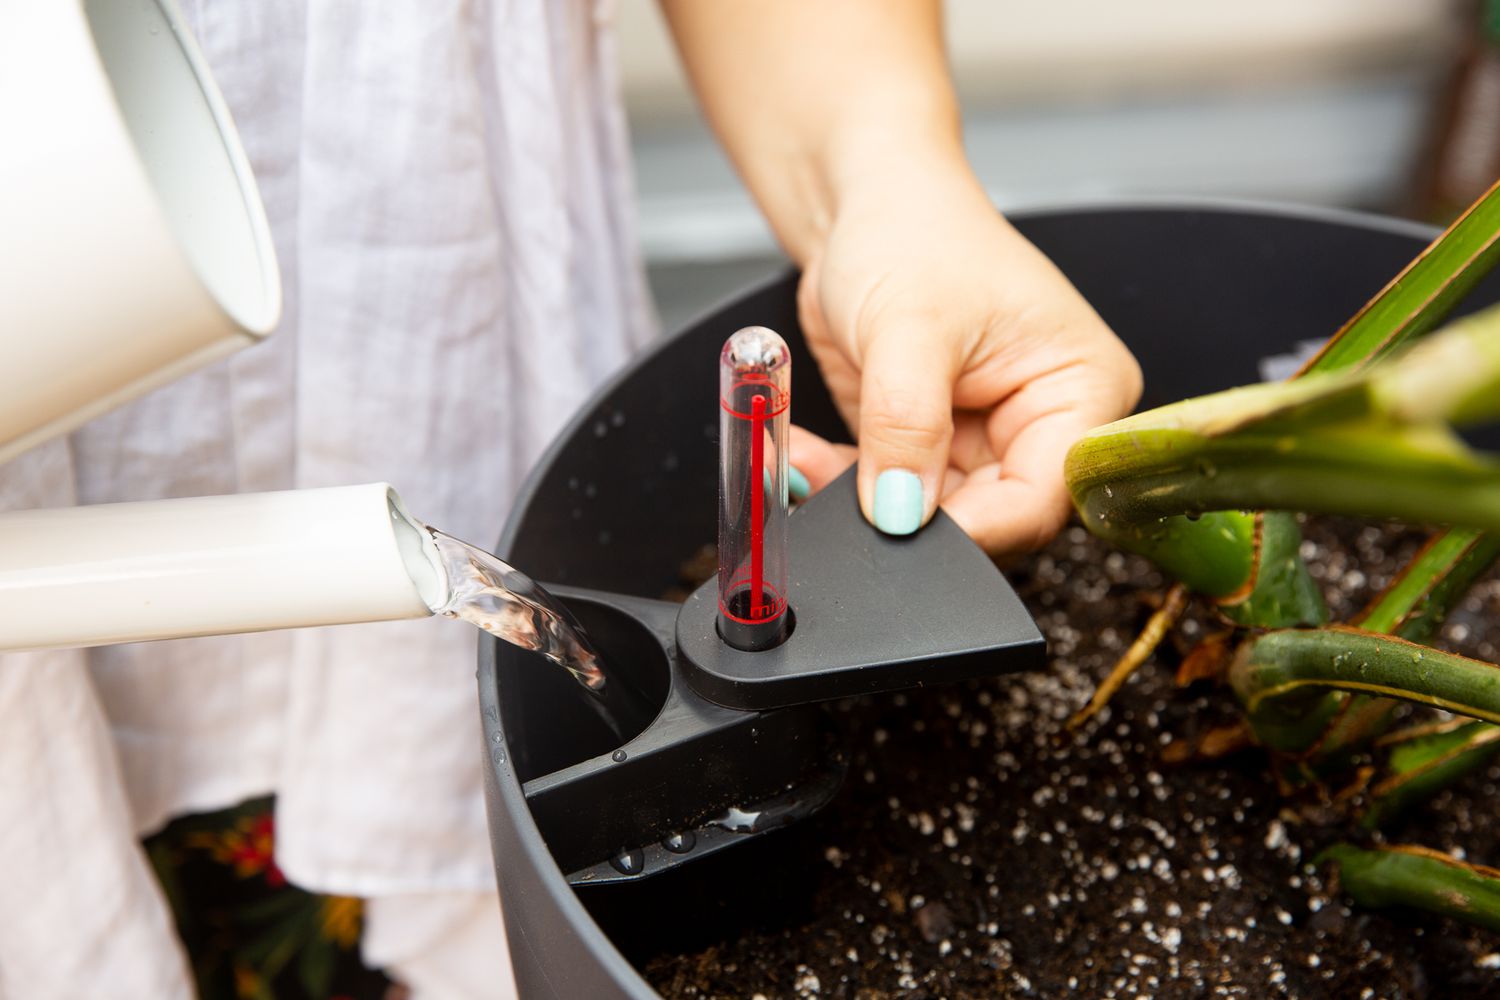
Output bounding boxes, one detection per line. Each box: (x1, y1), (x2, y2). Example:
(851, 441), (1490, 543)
(425, 529), (661, 748)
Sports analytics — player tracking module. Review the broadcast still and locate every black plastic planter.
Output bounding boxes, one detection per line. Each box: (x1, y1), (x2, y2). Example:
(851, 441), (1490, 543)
(479, 203), (1500, 998)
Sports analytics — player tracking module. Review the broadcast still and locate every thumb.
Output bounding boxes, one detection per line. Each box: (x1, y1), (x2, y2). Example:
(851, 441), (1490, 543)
(856, 331), (956, 535)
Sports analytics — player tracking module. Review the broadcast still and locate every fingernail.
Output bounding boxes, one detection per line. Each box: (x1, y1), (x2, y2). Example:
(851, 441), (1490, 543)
(789, 465), (811, 502)
(873, 469), (923, 535)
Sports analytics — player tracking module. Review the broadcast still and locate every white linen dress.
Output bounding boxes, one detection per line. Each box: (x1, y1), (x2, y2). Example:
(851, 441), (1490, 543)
(0, 0), (654, 996)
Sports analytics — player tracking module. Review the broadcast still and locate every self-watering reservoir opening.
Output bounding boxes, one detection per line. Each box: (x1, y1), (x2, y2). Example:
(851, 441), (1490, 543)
(496, 597), (670, 783)
(422, 524), (660, 744)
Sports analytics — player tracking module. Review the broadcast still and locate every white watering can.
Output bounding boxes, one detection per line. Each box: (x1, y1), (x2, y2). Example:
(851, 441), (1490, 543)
(0, 0), (445, 648)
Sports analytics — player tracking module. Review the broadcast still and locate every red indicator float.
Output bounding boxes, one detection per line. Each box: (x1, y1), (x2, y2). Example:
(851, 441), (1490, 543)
(717, 326), (791, 651)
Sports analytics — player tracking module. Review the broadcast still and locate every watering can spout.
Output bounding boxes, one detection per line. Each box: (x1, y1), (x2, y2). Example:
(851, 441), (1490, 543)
(0, 7), (456, 652)
(0, 484), (449, 652)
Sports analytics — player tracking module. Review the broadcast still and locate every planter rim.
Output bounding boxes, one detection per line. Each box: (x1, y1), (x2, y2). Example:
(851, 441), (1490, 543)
(481, 199), (1440, 998)
(1004, 194), (1435, 243)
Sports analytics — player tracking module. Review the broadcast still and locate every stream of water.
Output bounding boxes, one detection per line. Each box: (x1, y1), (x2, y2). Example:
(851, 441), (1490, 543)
(425, 529), (651, 740)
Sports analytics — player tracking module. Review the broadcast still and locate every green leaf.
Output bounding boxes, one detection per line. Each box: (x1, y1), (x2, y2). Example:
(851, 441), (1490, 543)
(1321, 842), (1500, 932)
(1369, 306), (1500, 426)
(1363, 722), (1500, 828)
(1300, 178), (1500, 376)
(1355, 527), (1500, 641)
(1217, 512), (1327, 628)
(1389, 720), (1492, 771)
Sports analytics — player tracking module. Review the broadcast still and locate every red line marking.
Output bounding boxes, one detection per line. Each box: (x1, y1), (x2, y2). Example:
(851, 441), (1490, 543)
(719, 583), (787, 624)
(720, 387), (789, 420)
(750, 392), (766, 619)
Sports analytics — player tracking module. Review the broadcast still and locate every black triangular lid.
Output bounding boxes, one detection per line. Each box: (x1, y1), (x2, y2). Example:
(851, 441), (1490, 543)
(677, 469), (1046, 710)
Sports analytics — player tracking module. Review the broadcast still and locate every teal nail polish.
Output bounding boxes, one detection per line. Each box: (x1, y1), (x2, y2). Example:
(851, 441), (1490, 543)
(873, 469), (923, 535)
(789, 465), (811, 502)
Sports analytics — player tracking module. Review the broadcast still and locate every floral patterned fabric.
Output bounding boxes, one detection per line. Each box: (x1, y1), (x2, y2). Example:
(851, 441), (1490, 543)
(144, 798), (395, 1000)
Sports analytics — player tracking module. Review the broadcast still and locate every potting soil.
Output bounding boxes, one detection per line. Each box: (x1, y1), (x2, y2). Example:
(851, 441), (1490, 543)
(637, 519), (1500, 999)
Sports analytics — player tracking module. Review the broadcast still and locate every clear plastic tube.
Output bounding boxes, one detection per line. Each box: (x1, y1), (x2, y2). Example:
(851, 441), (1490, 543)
(717, 326), (791, 651)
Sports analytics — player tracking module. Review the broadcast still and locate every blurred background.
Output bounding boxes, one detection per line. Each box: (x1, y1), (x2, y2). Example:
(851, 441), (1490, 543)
(619, 0), (1500, 329)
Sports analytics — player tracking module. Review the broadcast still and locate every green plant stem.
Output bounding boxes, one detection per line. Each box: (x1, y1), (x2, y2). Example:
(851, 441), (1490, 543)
(1356, 528), (1500, 641)
(1291, 528), (1500, 761)
(1072, 406), (1500, 540)
(1231, 627), (1500, 753)
(1070, 307), (1500, 573)
(1071, 184), (1500, 618)
(1361, 721), (1500, 828)
(1067, 180), (1500, 936)
(1300, 178), (1500, 375)
(1320, 843), (1500, 932)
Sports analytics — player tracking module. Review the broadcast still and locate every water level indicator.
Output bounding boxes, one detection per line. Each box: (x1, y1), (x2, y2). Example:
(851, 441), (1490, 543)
(717, 326), (791, 652)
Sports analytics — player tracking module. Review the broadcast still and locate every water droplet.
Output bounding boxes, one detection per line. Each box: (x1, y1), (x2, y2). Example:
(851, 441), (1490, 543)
(609, 849), (645, 875)
(598, 530), (612, 545)
(492, 747), (506, 766)
(1185, 512), (1202, 522)
(492, 731), (504, 744)
(610, 410), (627, 428)
(662, 452), (680, 472)
(593, 420), (609, 438)
(567, 477), (579, 491)
(662, 831), (696, 854)
(715, 805), (762, 833)
(1103, 485), (1113, 498)
(1195, 460), (1217, 479)
(611, 749), (627, 763)
(571, 507), (583, 520)
(583, 483), (598, 499)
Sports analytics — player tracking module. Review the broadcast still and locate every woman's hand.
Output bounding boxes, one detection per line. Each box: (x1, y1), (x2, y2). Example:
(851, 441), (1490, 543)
(790, 161), (1141, 555)
(659, 0), (1140, 553)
